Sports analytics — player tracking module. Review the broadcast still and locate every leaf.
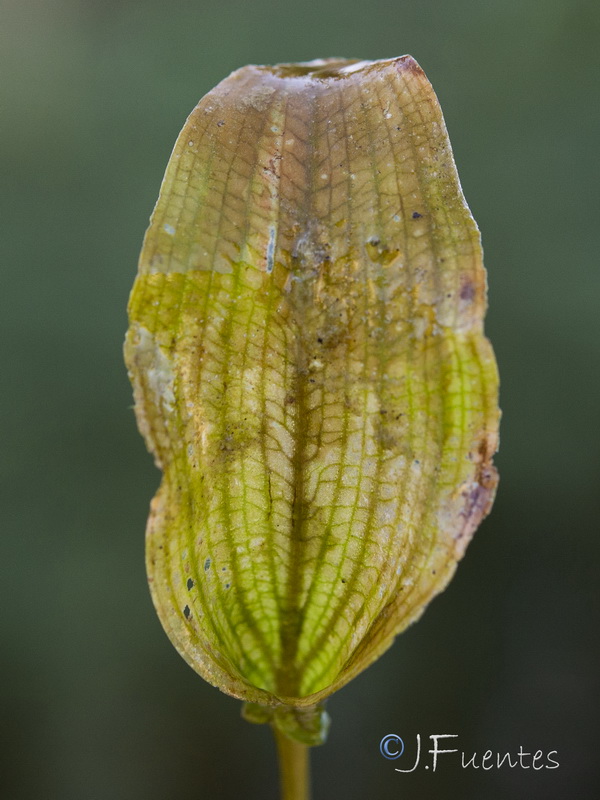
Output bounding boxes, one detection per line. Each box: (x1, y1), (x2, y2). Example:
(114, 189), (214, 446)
(124, 56), (499, 727)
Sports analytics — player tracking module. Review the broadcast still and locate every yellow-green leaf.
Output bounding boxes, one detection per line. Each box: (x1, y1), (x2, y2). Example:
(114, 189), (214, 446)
(124, 56), (499, 732)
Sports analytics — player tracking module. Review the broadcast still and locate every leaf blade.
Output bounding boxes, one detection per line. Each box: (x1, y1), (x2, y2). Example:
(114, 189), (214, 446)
(125, 56), (500, 706)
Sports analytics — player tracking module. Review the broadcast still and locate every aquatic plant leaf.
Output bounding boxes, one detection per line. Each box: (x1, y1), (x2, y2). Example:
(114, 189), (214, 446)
(125, 56), (499, 720)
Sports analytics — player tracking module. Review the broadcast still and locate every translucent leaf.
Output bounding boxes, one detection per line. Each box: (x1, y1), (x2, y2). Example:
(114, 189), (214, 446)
(124, 56), (500, 728)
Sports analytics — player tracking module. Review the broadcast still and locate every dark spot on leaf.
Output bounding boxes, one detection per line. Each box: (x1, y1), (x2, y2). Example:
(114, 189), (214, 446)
(412, 211), (422, 219)
(460, 281), (475, 301)
(187, 578), (194, 590)
(204, 557), (211, 571)
(183, 605), (191, 619)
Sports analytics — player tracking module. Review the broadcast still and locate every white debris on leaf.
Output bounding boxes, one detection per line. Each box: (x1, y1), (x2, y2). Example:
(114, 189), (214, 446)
(132, 324), (176, 415)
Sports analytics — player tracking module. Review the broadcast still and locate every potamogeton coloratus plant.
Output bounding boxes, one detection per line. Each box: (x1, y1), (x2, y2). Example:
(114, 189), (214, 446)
(124, 55), (499, 798)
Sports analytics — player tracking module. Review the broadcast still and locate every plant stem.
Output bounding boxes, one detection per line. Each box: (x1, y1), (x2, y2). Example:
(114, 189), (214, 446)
(273, 727), (311, 800)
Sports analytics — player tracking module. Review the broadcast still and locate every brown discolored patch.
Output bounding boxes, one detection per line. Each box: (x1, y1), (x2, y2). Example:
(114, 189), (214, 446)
(374, 420), (398, 451)
(396, 55), (426, 76)
(460, 280), (476, 302)
(454, 459), (499, 558)
(214, 423), (255, 464)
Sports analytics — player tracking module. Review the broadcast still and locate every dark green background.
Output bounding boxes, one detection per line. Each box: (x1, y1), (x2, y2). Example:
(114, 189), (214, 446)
(2, 0), (598, 797)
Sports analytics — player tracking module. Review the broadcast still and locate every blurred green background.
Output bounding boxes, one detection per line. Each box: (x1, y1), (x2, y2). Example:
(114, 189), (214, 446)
(2, 0), (598, 797)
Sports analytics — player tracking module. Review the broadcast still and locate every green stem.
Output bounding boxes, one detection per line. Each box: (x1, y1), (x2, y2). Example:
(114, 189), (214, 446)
(273, 727), (311, 800)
